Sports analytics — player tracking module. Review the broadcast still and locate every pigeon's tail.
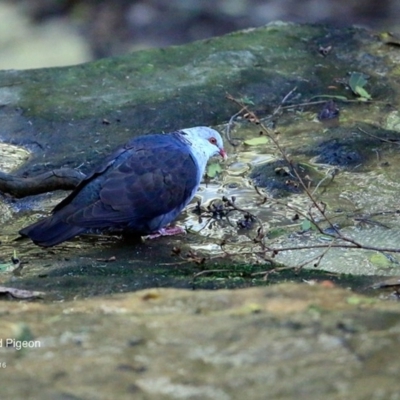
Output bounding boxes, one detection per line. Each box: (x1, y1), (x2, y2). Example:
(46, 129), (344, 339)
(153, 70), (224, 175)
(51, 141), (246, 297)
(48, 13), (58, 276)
(19, 216), (85, 247)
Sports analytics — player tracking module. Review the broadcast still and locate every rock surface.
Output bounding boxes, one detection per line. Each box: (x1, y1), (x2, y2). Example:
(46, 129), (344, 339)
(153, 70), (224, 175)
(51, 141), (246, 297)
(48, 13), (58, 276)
(0, 22), (390, 175)
(1, 284), (400, 399)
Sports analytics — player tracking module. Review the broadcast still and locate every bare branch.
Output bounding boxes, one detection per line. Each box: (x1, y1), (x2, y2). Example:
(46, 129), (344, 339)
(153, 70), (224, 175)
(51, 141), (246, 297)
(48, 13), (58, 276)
(0, 168), (85, 198)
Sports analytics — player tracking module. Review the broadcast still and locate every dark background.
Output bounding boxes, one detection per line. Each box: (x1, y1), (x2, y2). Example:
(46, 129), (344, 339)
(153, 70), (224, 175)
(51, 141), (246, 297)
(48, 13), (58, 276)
(1, 0), (399, 68)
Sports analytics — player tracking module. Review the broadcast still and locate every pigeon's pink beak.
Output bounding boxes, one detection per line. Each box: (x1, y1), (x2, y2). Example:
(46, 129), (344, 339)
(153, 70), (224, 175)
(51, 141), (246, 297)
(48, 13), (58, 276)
(219, 149), (228, 160)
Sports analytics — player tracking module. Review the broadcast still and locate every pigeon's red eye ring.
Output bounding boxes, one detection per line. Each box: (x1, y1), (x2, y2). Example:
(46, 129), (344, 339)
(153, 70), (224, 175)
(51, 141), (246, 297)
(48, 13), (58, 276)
(209, 137), (217, 145)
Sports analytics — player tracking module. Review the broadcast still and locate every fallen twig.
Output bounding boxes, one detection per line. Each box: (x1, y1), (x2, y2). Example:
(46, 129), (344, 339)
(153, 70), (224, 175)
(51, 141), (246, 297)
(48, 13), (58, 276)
(0, 168), (85, 198)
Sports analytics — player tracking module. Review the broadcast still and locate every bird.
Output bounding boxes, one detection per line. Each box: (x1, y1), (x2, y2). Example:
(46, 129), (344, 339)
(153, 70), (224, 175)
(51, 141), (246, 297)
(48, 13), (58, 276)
(19, 126), (227, 247)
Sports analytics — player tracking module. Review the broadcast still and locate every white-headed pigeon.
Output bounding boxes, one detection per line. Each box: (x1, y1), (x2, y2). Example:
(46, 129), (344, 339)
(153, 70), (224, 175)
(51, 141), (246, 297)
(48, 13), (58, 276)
(19, 126), (226, 247)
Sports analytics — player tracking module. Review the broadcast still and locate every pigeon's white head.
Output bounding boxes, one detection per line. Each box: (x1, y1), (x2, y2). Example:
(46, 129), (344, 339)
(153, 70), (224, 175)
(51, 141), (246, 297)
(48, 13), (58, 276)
(181, 127), (227, 168)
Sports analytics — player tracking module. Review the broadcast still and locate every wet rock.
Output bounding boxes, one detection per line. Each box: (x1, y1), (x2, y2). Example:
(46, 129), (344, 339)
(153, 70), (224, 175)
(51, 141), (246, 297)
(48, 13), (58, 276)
(250, 159), (324, 197)
(313, 138), (363, 167)
(298, 125), (400, 170)
(2, 22), (400, 276)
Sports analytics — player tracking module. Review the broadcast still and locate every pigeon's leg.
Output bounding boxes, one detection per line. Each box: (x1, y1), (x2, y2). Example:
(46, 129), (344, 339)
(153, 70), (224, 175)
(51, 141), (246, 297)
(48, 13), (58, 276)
(146, 226), (186, 239)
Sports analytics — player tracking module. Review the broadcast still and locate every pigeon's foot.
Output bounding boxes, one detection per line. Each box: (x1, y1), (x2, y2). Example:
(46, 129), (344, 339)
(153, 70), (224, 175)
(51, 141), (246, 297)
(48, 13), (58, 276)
(146, 226), (186, 239)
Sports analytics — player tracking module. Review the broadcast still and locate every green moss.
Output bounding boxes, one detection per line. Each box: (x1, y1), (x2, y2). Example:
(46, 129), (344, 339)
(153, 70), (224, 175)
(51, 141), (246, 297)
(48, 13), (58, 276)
(8, 23), (378, 122)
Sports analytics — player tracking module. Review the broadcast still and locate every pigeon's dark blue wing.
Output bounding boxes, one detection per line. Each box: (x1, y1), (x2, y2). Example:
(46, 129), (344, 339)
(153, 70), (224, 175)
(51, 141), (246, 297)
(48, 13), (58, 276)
(62, 135), (199, 232)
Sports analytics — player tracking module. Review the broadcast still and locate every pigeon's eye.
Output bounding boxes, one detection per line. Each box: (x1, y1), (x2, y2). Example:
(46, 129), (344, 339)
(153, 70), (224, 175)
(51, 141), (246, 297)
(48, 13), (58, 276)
(208, 137), (217, 145)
